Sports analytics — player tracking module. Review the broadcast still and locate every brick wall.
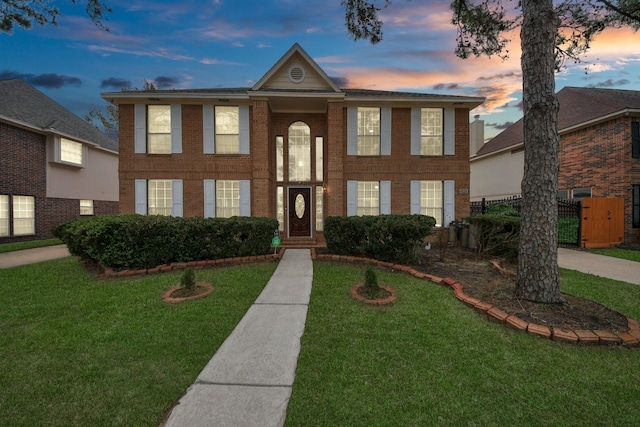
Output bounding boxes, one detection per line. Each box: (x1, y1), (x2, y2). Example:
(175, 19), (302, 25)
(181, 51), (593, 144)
(560, 116), (640, 243)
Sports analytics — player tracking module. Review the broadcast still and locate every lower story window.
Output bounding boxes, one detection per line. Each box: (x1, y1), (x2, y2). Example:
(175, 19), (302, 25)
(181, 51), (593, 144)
(418, 181), (443, 226)
(216, 180), (240, 218)
(316, 186), (324, 231)
(80, 199), (94, 215)
(277, 186), (284, 231)
(0, 195), (8, 237)
(633, 184), (639, 228)
(148, 180), (173, 216)
(13, 195), (35, 236)
(571, 187), (592, 199)
(357, 181), (380, 216)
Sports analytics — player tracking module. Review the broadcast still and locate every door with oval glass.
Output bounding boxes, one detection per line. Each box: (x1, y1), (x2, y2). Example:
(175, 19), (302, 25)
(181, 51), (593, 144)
(288, 187), (311, 237)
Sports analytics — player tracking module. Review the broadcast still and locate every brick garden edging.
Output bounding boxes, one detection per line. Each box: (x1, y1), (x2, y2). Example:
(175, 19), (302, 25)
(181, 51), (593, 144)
(311, 249), (640, 348)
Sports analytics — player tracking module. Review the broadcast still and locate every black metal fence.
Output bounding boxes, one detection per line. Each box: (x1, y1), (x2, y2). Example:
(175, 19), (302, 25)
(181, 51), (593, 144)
(470, 195), (581, 247)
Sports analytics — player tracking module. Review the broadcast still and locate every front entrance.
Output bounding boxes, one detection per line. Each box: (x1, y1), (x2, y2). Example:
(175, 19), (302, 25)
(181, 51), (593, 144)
(288, 187), (311, 237)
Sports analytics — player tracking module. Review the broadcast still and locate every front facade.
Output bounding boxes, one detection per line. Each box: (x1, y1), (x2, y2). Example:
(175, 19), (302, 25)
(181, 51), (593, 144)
(0, 79), (119, 243)
(104, 44), (484, 245)
(471, 86), (640, 244)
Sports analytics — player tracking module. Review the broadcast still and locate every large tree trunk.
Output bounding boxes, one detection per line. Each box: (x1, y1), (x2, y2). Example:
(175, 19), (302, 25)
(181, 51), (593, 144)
(515, 0), (564, 303)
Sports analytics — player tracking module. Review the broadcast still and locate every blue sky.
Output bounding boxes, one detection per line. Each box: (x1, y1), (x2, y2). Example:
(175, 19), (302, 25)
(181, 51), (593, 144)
(2, 0), (640, 140)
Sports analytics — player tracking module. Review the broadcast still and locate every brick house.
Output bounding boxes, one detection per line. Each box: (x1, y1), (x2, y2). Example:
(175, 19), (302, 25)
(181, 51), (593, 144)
(1, 79), (119, 243)
(103, 43), (484, 246)
(471, 86), (640, 244)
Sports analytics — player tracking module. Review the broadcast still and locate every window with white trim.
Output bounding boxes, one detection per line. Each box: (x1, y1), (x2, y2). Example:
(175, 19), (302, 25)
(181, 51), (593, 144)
(12, 195), (35, 235)
(0, 195), (8, 236)
(216, 180), (240, 218)
(215, 106), (240, 154)
(148, 179), (173, 215)
(418, 181), (443, 226)
(315, 186), (324, 231)
(358, 107), (380, 155)
(357, 181), (380, 216)
(147, 105), (171, 154)
(420, 108), (443, 155)
(80, 199), (94, 215)
(289, 121), (311, 181)
(60, 138), (84, 165)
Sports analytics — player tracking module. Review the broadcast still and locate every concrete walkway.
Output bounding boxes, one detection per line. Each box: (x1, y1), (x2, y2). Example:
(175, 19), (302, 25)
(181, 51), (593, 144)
(558, 247), (640, 285)
(164, 248), (313, 427)
(0, 244), (70, 268)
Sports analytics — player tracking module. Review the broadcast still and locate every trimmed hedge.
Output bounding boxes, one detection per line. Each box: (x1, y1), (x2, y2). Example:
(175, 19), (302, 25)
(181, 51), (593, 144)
(52, 215), (278, 269)
(324, 215), (436, 264)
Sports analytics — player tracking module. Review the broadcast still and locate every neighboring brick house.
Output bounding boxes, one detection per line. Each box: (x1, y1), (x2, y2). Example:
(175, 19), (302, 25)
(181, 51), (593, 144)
(471, 86), (640, 244)
(103, 43), (484, 246)
(1, 79), (119, 243)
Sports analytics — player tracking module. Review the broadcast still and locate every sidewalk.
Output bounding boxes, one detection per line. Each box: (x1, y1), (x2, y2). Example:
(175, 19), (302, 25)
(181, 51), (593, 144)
(0, 244), (70, 268)
(164, 248), (313, 427)
(558, 247), (640, 285)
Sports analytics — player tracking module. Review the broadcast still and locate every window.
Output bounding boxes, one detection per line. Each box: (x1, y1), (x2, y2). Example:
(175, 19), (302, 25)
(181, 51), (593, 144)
(148, 180), (173, 215)
(632, 122), (639, 159)
(147, 105), (171, 154)
(557, 190), (569, 199)
(216, 180), (240, 218)
(316, 186), (324, 231)
(80, 200), (94, 215)
(633, 185), (640, 228)
(357, 181), (380, 216)
(316, 137), (323, 181)
(12, 196), (35, 235)
(276, 136), (284, 181)
(417, 181), (443, 226)
(420, 108), (443, 155)
(357, 107), (380, 155)
(215, 106), (239, 154)
(289, 122), (311, 181)
(571, 187), (592, 199)
(0, 195), (8, 237)
(60, 138), (84, 165)
(277, 186), (284, 230)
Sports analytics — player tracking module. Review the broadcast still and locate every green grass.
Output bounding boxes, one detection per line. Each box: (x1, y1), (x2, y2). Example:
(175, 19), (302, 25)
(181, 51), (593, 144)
(0, 238), (63, 253)
(0, 258), (277, 426)
(285, 262), (640, 426)
(590, 247), (640, 263)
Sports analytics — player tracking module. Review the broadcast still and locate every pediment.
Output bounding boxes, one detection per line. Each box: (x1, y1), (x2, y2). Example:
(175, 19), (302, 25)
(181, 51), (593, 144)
(252, 43), (341, 93)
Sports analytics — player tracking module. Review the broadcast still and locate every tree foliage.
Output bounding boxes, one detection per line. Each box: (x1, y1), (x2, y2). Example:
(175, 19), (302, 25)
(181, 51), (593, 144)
(342, 0), (639, 303)
(1, 0), (111, 33)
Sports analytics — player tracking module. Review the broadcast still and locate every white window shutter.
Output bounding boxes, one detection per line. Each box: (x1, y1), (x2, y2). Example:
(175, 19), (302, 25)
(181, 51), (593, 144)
(381, 107), (391, 156)
(135, 179), (147, 215)
(443, 180), (455, 227)
(239, 180), (251, 216)
(239, 106), (250, 154)
(347, 180), (357, 216)
(380, 181), (391, 214)
(203, 105), (215, 154)
(171, 104), (182, 153)
(410, 108), (421, 155)
(134, 104), (146, 154)
(172, 180), (183, 217)
(410, 180), (421, 214)
(444, 108), (455, 155)
(347, 107), (358, 155)
(204, 180), (216, 218)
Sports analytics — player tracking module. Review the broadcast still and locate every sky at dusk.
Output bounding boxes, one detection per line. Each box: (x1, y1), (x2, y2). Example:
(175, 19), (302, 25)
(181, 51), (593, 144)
(2, 0), (640, 141)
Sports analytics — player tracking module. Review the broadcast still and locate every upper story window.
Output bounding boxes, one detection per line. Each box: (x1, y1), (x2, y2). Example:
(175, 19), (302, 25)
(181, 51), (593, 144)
(147, 105), (171, 154)
(60, 138), (84, 165)
(420, 108), (443, 155)
(357, 107), (380, 155)
(288, 121), (311, 181)
(215, 106), (240, 154)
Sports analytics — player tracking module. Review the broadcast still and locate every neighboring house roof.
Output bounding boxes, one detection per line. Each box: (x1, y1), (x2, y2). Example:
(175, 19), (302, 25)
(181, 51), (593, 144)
(474, 86), (640, 158)
(0, 79), (118, 152)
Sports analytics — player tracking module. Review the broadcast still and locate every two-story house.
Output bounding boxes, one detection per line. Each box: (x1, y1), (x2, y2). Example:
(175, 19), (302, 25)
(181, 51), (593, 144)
(103, 43), (484, 246)
(1, 79), (119, 243)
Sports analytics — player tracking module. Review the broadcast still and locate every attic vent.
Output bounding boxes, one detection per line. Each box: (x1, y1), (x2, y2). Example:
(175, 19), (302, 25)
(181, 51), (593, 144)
(288, 65), (305, 83)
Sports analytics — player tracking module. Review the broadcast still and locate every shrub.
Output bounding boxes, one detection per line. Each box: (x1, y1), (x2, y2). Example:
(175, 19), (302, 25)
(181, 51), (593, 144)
(363, 266), (380, 299)
(466, 215), (520, 261)
(485, 203), (520, 216)
(181, 268), (196, 289)
(325, 214), (436, 264)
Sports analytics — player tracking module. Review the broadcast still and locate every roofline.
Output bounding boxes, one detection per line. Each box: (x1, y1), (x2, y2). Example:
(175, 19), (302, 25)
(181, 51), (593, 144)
(247, 90), (345, 99)
(0, 114), (118, 155)
(471, 142), (523, 161)
(559, 108), (640, 134)
(101, 91), (251, 104)
(344, 94), (485, 108)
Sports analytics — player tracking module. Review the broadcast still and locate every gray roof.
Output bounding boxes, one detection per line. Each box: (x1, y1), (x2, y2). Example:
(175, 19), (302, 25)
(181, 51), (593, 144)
(0, 79), (118, 152)
(475, 86), (640, 158)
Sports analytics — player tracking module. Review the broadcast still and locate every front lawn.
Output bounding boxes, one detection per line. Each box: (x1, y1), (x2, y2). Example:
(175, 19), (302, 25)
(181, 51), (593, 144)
(0, 238), (63, 253)
(591, 247), (640, 263)
(285, 262), (640, 426)
(0, 258), (277, 426)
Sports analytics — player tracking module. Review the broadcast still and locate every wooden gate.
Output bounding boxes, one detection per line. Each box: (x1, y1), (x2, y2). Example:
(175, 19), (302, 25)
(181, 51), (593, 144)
(580, 198), (624, 248)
